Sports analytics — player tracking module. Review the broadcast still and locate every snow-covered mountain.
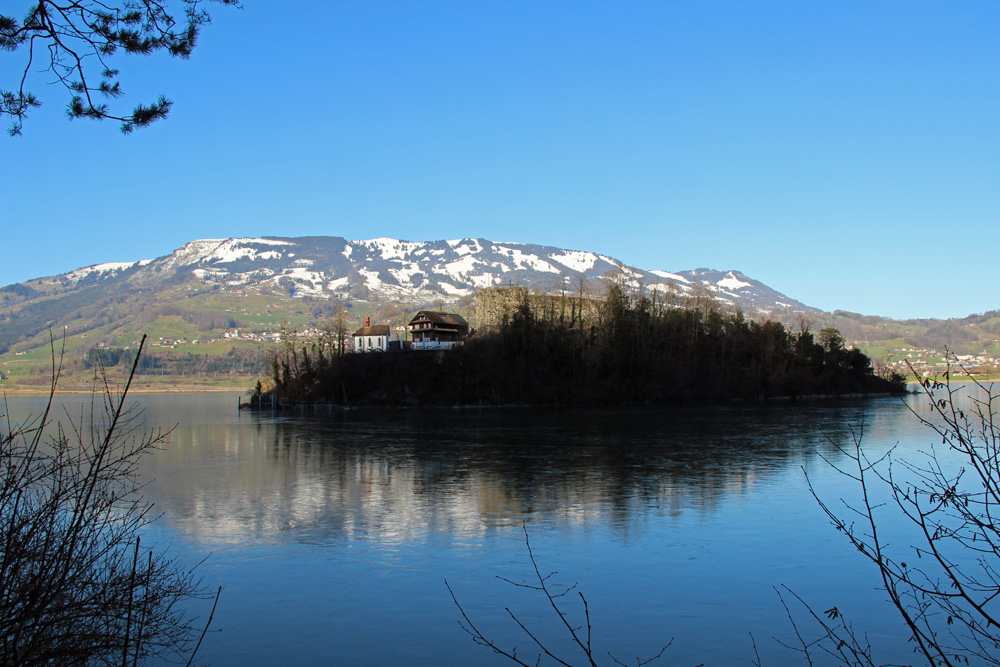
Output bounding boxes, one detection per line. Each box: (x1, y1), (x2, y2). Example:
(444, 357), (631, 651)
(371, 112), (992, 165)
(45, 236), (818, 314)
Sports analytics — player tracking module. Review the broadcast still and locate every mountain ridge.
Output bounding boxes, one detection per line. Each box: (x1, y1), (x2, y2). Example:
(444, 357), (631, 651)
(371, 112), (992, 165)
(3, 236), (998, 389)
(21, 235), (818, 316)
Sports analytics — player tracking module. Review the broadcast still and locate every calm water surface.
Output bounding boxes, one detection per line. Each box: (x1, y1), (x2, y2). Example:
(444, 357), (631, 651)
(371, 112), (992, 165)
(6, 390), (972, 665)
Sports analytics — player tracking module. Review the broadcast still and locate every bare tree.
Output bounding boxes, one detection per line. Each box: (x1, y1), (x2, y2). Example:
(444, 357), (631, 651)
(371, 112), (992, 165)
(0, 334), (217, 665)
(788, 357), (1000, 666)
(1, 0), (239, 135)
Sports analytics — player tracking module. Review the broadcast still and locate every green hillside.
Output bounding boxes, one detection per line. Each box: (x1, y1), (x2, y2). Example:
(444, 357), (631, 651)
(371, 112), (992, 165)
(0, 281), (342, 391)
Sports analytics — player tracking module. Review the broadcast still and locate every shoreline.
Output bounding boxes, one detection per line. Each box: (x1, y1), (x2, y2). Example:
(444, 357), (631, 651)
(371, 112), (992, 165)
(255, 389), (907, 412)
(1, 385), (246, 397)
(4, 378), (991, 399)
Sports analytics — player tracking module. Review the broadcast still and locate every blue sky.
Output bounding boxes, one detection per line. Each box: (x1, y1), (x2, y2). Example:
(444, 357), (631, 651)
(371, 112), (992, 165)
(2, 1), (998, 319)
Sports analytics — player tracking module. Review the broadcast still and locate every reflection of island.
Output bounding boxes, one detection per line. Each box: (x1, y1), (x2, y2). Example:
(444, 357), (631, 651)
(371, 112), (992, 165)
(141, 403), (878, 546)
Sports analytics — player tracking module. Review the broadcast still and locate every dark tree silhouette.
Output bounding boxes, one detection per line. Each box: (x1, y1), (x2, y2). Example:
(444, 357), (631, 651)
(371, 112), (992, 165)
(0, 335), (219, 664)
(270, 283), (904, 407)
(1, 0), (239, 135)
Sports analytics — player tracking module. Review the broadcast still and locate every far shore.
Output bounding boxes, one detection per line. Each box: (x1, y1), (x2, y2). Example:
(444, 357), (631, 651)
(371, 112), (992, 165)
(2, 388), (245, 397)
(907, 377), (1000, 388)
(1, 381), (253, 397)
(2, 377), (994, 399)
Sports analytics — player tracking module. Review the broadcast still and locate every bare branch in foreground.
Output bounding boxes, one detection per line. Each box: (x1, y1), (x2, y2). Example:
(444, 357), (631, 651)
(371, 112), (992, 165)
(0, 333), (217, 665)
(787, 353), (1000, 666)
(447, 524), (678, 667)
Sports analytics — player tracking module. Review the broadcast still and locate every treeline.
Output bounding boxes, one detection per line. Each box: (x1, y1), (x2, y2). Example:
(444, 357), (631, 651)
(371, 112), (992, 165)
(83, 346), (271, 376)
(269, 285), (905, 407)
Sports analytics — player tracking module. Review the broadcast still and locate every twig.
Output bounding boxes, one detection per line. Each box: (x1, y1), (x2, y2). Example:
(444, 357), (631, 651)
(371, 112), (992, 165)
(447, 525), (673, 666)
(185, 586), (222, 667)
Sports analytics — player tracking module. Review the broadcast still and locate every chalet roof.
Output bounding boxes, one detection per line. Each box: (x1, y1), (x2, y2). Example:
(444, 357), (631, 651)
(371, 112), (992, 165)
(353, 324), (390, 337)
(409, 311), (469, 328)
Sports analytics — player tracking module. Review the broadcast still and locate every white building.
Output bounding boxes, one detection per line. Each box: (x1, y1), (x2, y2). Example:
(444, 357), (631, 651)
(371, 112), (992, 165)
(353, 316), (390, 352)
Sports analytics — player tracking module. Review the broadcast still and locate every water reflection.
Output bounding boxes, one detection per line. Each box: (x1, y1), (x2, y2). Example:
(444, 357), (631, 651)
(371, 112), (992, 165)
(136, 398), (899, 548)
(5, 391), (940, 665)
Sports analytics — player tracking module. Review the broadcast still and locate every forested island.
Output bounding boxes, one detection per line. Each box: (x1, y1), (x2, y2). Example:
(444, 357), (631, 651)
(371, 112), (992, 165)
(264, 285), (905, 407)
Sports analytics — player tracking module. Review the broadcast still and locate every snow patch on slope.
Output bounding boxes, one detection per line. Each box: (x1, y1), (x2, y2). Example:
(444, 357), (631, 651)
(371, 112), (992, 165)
(65, 262), (140, 281)
(359, 269), (386, 291)
(327, 276), (349, 291)
(550, 251), (598, 273)
(650, 270), (692, 284)
(468, 273), (500, 288)
(164, 240), (225, 269)
(717, 272), (752, 291)
(192, 268), (227, 280)
(500, 246), (560, 274)
(441, 255), (483, 279)
(447, 238), (484, 256)
(359, 238), (424, 260)
(439, 282), (472, 296)
(202, 239), (291, 264)
(159, 238), (291, 272)
(388, 263), (424, 285)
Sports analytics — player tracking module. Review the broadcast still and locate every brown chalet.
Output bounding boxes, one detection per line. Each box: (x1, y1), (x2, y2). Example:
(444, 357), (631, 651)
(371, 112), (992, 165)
(408, 311), (469, 350)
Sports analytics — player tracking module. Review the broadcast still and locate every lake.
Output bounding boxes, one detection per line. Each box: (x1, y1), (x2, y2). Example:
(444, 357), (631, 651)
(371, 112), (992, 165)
(4, 389), (975, 665)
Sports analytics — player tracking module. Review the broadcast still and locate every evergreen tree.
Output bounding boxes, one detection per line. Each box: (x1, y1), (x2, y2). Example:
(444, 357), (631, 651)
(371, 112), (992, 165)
(1, 0), (239, 135)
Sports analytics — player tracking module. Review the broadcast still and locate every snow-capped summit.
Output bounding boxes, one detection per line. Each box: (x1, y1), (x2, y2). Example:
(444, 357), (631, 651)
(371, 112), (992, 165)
(49, 236), (816, 314)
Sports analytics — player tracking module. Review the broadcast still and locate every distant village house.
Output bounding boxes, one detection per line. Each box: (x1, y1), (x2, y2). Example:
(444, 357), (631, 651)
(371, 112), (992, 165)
(408, 311), (470, 350)
(353, 316), (390, 352)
